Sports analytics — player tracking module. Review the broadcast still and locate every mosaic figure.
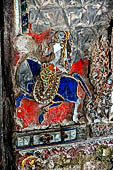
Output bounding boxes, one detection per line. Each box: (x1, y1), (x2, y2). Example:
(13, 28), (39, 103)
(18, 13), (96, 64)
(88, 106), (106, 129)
(14, 28), (92, 128)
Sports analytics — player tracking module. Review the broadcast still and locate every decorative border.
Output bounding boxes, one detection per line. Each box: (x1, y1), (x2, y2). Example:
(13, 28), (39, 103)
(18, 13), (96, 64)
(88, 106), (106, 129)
(14, 0), (21, 35)
(14, 0), (28, 35)
(12, 123), (113, 151)
(21, 0), (28, 33)
(13, 125), (88, 150)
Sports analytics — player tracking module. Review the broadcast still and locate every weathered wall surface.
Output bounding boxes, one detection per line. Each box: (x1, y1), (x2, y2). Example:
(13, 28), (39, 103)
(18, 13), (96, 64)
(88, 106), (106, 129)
(2, 0), (16, 169)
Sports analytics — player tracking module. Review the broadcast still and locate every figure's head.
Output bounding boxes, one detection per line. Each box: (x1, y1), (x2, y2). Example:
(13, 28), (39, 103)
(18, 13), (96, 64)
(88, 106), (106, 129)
(27, 27), (71, 65)
(55, 31), (66, 42)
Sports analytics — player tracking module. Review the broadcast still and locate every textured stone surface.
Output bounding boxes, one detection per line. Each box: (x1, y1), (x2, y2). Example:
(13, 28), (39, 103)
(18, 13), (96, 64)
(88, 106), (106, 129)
(0, 29), (5, 170)
(3, 0), (16, 169)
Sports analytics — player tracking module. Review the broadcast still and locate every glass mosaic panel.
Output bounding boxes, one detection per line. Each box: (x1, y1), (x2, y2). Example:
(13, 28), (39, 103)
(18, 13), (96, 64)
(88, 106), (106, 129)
(12, 0), (113, 169)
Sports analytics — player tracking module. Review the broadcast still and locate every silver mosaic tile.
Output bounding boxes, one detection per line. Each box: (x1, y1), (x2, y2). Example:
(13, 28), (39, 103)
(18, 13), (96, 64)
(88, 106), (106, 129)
(26, 0), (112, 60)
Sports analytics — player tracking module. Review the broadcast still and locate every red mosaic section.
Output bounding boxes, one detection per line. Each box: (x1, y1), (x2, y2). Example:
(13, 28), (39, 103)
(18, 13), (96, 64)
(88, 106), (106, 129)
(14, 52), (20, 66)
(41, 102), (74, 126)
(16, 98), (41, 128)
(16, 99), (74, 128)
(27, 24), (52, 43)
(69, 58), (89, 76)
